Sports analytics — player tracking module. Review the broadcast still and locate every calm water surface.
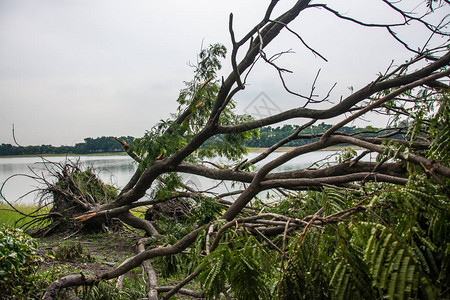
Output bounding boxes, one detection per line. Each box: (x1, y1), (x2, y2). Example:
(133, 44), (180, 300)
(0, 151), (372, 205)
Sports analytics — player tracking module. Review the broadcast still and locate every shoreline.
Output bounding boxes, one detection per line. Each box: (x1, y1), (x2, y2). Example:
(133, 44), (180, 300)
(0, 152), (128, 159)
(0, 145), (362, 158)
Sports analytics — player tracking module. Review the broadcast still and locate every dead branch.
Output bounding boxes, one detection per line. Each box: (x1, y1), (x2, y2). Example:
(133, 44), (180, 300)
(136, 238), (158, 300)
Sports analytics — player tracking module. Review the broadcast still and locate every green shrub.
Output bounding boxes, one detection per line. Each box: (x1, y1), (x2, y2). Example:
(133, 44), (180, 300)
(0, 224), (42, 298)
(54, 241), (94, 262)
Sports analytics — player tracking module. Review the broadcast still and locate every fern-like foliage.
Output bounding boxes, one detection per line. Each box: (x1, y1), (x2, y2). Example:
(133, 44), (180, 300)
(364, 223), (438, 299)
(198, 245), (229, 298)
(277, 233), (332, 300)
(228, 237), (271, 300)
(198, 235), (272, 299)
(360, 175), (448, 299)
(275, 165), (449, 299)
(330, 241), (376, 300)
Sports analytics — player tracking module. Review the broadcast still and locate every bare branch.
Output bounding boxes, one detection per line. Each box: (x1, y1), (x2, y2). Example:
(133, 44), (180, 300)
(217, 51), (450, 134)
(321, 67), (450, 140)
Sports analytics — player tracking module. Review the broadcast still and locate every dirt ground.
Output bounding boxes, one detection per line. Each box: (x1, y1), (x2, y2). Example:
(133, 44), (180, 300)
(37, 230), (143, 279)
(35, 229), (199, 299)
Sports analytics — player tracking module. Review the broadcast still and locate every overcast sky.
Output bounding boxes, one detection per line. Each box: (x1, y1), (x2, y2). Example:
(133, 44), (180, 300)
(0, 0), (447, 146)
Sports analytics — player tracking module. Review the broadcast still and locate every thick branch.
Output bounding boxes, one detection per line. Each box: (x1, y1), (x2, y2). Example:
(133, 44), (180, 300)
(177, 160), (406, 184)
(136, 238), (158, 300)
(330, 135), (450, 178)
(261, 172), (408, 189)
(119, 212), (160, 238)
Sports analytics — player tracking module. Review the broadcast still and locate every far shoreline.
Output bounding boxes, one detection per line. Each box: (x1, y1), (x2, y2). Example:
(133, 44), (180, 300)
(0, 152), (128, 159)
(0, 145), (362, 158)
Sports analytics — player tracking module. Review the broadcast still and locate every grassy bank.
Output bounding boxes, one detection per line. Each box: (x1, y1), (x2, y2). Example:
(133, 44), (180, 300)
(0, 203), (49, 227)
(0, 202), (148, 229)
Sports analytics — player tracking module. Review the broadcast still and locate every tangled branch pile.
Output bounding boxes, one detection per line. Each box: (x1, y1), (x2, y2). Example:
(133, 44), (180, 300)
(30, 160), (121, 236)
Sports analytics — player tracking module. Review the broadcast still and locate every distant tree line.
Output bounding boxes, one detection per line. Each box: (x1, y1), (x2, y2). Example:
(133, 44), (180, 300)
(205, 122), (382, 148)
(252, 123), (387, 147)
(0, 136), (134, 156)
(0, 124), (383, 156)
(246, 123), (344, 148)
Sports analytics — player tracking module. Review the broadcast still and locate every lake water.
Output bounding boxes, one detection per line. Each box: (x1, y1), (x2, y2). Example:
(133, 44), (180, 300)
(0, 150), (373, 205)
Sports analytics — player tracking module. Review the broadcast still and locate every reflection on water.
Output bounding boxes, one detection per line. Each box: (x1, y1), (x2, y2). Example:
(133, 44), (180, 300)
(81, 157), (138, 187)
(0, 156), (137, 205)
(0, 150), (373, 205)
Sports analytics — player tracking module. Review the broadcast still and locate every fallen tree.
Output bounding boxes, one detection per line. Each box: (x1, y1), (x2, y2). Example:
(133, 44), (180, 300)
(0, 158), (125, 237)
(36, 160), (122, 236)
(21, 0), (450, 298)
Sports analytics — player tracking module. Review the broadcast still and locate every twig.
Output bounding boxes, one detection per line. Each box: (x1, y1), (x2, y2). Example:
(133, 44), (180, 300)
(280, 220), (290, 272)
(205, 223), (214, 255)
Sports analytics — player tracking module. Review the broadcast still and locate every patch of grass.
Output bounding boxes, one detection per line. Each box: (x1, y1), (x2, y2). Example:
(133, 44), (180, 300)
(130, 206), (150, 219)
(0, 203), (49, 228)
(53, 241), (94, 262)
(77, 278), (146, 300)
(81, 232), (137, 263)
